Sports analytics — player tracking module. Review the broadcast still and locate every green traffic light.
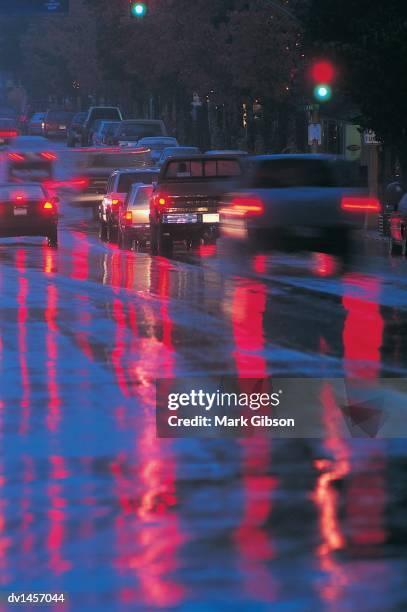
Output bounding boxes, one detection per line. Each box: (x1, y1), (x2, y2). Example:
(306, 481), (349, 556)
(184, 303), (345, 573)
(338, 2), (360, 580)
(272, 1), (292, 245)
(131, 2), (147, 17)
(314, 84), (332, 102)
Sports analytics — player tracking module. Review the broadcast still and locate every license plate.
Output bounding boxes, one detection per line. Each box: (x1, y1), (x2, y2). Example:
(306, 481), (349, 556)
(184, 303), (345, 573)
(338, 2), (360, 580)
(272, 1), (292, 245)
(14, 207), (28, 216)
(202, 213), (219, 224)
(164, 213), (198, 224)
(59, 125), (66, 130)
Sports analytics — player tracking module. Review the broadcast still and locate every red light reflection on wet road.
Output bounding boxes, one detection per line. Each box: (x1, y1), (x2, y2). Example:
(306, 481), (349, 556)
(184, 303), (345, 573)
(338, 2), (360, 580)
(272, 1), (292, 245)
(342, 273), (384, 378)
(47, 456), (71, 575)
(16, 250), (30, 435)
(109, 256), (185, 607)
(231, 278), (277, 601)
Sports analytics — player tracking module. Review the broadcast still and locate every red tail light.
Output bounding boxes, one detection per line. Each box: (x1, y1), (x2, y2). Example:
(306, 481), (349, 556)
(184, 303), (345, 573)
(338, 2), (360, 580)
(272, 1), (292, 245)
(341, 196), (380, 212)
(124, 211), (133, 225)
(0, 130), (18, 138)
(153, 193), (169, 208)
(225, 194), (264, 216)
(8, 152), (25, 162)
(41, 151), (57, 161)
(111, 199), (120, 208)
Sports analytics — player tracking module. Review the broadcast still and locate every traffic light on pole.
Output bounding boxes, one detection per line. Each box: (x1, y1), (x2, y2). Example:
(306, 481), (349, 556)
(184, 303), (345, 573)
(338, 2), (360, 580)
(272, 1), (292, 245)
(310, 61), (335, 102)
(130, 2), (148, 18)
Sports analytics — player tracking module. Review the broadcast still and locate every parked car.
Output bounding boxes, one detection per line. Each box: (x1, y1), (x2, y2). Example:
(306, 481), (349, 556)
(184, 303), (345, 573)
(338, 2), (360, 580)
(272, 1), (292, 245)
(69, 148), (153, 217)
(100, 167), (160, 241)
(81, 106), (123, 146)
(220, 154), (378, 258)
(158, 146), (200, 166)
(389, 191), (407, 255)
(118, 184), (154, 250)
(5, 136), (56, 183)
(27, 112), (46, 135)
(112, 120), (168, 147)
(0, 182), (58, 247)
(136, 137), (179, 164)
(150, 154), (245, 255)
(43, 110), (74, 138)
(67, 111), (87, 147)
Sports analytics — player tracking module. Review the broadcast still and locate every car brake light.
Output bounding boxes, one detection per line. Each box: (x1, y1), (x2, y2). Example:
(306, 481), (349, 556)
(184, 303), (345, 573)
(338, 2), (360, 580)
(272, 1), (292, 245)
(43, 201), (54, 210)
(8, 152), (25, 161)
(111, 199), (120, 207)
(158, 197), (166, 206)
(0, 130), (18, 138)
(341, 196), (380, 212)
(125, 211), (133, 224)
(41, 151), (57, 161)
(226, 194), (264, 216)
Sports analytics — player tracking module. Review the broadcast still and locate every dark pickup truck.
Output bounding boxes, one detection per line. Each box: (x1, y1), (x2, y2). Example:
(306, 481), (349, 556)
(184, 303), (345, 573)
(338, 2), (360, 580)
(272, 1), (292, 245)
(149, 154), (245, 254)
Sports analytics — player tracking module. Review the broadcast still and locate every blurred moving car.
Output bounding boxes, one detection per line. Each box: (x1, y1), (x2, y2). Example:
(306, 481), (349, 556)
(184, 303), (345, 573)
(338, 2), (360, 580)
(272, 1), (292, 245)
(112, 120), (168, 147)
(43, 110), (74, 138)
(389, 192), (407, 255)
(0, 117), (19, 147)
(118, 184), (154, 250)
(6, 136), (56, 183)
(69, 148), (153, 216)
(66, 111), (87, 147)
(158, 146), (200, 166)
(100, 167), (159, 241)
(150, 154), (245, 255)
(0, 182), (58, 247)
(137, 137), (179, 164)
(27, 112), (45, 135)
(81, 106), (123, 146)
(220, 154), (378, 258)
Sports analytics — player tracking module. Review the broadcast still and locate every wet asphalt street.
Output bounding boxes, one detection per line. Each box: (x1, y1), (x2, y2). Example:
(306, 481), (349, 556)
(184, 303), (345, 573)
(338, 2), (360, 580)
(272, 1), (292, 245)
(0, 145), (406, 611)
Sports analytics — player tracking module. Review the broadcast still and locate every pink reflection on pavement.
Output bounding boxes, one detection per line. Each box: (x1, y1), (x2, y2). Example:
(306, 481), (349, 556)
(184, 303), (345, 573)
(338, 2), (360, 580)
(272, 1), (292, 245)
(231, 278), (278, 602)
(16, 250), (30, 435)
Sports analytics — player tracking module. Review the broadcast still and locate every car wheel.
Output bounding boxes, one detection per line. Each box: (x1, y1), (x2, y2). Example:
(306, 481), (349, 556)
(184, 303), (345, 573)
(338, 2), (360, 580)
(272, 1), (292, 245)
(99, 221), (108, 241)
(389, 237), (402, 256)
(150, 224), (158, 255)
(157, 228), (173, 256)
(107, 223), (118, 243)
(47, 228), (58, 248)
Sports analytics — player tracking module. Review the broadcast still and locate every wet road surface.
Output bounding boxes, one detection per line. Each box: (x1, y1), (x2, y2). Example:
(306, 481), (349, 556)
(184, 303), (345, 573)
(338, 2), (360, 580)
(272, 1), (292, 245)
(0, 146), (406, 611)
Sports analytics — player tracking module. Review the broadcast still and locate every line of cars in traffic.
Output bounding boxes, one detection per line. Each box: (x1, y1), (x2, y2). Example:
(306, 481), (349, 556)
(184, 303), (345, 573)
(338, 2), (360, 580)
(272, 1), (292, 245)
(0, 102), (389, 258)
(68, 140), (380, 259)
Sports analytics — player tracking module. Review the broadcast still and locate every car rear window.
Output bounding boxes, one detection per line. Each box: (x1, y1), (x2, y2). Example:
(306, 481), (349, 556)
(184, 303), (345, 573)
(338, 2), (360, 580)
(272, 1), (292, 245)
(246, 159), (366, 188)
(164, 159), (242, 179)
(129, 187), (153, 208)
(117, 123), (164, 139)
(0, 118), (16, 127)
(90, 109), (122, 122)
(46, 111), (72, 122)
(0, 185), (45, 200)
(117, 173), (154, 192)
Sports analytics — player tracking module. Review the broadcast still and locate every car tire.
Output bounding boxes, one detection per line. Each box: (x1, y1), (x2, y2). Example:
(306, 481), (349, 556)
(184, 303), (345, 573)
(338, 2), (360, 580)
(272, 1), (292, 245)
(107, 223), (118, 244)
(67, 138), (74, 148)
(150, 224), (158, 255)
(389, 236), (402, 256)
(99, 221), (108, 241)
(47, 228), (58, 248)
(157, 228), (173, 256)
